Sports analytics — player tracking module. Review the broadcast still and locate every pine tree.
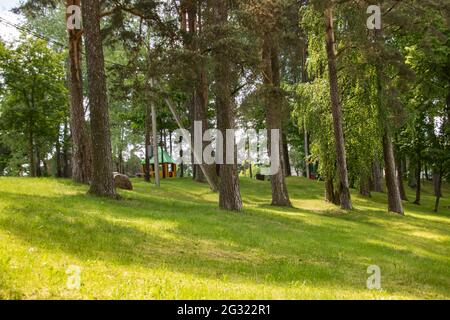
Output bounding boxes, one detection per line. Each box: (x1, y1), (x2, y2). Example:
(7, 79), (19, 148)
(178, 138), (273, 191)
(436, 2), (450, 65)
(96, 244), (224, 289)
(66, 0), (92, 184)
(212, 0), (243, 212)
(81, 0), (117, 198)
(323, 6), (352, 210)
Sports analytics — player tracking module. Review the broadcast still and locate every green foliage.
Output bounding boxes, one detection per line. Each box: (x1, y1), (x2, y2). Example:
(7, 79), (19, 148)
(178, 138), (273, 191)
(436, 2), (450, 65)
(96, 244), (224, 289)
(293, 0), (450, 195)
(292, 79), (335, 180)
(0, 37), (68, 175)
(6, 0), (450, 191)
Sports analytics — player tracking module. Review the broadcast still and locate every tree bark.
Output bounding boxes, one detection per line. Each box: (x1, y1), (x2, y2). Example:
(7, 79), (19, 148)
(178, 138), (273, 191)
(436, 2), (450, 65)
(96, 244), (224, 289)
(395, 153), (408, 201)
(169, 131), (173, 157)
(359, 176), (371, 197)
(117, 147), (124, 174)
(151, 93), (160, 188)
(164, 129), (168, 152)
(187, 0), (204, 183)
(433, 167), (443, 213)
(283, 133), (291, 177)
(197, 75), (219, 185)
(413, 156), (422, 205)
(184, 0), (218, 185)
(304, 121), (310, 179)
(67, 0), (92, 184)
(213, 0), (243, 211)
(325, 176), (336, 203)
(62, 121), (71, 178)
(28, 127), (36, 177)
(383, 132), (404, 214)
(374, 49), (403, 214)
(447, 91), (450, 122)
(55, 136), (63, 178)
(262, 35), (291, 207)
(144, 102), (151, 182)
(82, 0), (117, 198)
(408, 158), (417, 188)
(179, 136), (184, 178)
(36, 147), (42, 177)
(370, 159), (383, 192)
(193, 67), (208, 183)
(324, 7), (352, 210)
(42, 156), (49, 177)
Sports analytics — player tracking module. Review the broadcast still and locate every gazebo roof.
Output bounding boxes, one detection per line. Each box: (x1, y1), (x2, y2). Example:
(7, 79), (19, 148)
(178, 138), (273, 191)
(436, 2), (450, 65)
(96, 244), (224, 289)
(142, 147), (176, 165)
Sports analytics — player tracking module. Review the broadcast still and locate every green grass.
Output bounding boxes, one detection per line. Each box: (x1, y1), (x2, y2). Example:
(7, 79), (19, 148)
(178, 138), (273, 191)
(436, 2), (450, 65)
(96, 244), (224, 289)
(0, 176), (449, 300)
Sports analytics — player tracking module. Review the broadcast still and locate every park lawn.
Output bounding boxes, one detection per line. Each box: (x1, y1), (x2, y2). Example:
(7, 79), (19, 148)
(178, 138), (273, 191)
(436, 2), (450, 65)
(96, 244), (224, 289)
(0, 176), (449, 300)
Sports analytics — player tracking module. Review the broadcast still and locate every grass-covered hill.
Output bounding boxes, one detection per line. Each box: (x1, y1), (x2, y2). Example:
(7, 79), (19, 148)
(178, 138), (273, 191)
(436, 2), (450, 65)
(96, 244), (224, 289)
(0, 177), (449, 299)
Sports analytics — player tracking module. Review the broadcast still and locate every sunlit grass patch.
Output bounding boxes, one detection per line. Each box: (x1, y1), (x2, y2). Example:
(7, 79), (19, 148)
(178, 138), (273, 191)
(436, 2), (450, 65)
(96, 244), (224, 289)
(0, 176), (449, 299)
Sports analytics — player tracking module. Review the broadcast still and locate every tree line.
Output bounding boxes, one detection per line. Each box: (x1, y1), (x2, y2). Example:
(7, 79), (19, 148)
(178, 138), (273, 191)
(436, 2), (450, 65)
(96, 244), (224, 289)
(0, 0), (448, 213)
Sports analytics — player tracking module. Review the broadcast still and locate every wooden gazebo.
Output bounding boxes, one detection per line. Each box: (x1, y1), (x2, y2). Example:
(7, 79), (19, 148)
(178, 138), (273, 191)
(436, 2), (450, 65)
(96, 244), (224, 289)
(142, 147), (177, 179)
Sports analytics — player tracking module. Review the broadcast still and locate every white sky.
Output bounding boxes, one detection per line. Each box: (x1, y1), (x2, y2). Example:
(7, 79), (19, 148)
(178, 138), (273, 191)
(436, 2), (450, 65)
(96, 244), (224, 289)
(0, 0), (23, 41)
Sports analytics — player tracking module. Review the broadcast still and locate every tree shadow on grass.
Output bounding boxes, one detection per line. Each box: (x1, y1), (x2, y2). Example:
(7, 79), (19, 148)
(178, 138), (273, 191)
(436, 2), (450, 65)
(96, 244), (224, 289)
(56, 177), (450, 256)
(1, 180), (449, 299)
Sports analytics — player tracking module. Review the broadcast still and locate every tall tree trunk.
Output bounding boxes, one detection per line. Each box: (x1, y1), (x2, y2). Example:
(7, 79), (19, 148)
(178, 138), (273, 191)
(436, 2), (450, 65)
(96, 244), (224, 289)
(43, 156), (49, 177)
(324, 7), (352, 210)
(35, 147), (42, 177)
(55, 136), (63, 178)
(179, 136), (184, 178)
(408, 158), (417, 189)
(413, 112), (424, 204)
(374, 49), (403, 214)
(181, 0), (198, 181)
(383, 132), (404, 214)
(163, 129), (167, 152)
(195, 65), (219, 185)
(413, 156), (422, 205)
(144, 103), (151, 182)
(63, 121), (71, 178)
(359, 175), (371, 197)
(67, 0), (92, 184)
(185, 0), (218, 185)
(151, 81), (161, 188)
(118, 148), (124, 174)
(28, 128), (36, 177)
(447, 91), (450, 122)
(169, 131), (173, 157)
(304, 121), (310, 179)
(325, 176), (336, 203)
(433, 166), (443, 213)
(262, 35), (291, 207)
(370, 159), (383, 192)
(213, 0), (243, 211)
(193, 69), (207, 183)
(82, 0), (117, 198)
(302, 47), (311, 180)
(349, 175), (356, 189)
(282, 133), (292, 177)
(395, 152), (408, 201)
(188, 0), (204, 183)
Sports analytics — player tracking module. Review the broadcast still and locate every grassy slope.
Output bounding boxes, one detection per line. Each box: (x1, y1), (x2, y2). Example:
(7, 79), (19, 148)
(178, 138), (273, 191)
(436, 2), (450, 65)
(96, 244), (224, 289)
(0, 176), (449, 300)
